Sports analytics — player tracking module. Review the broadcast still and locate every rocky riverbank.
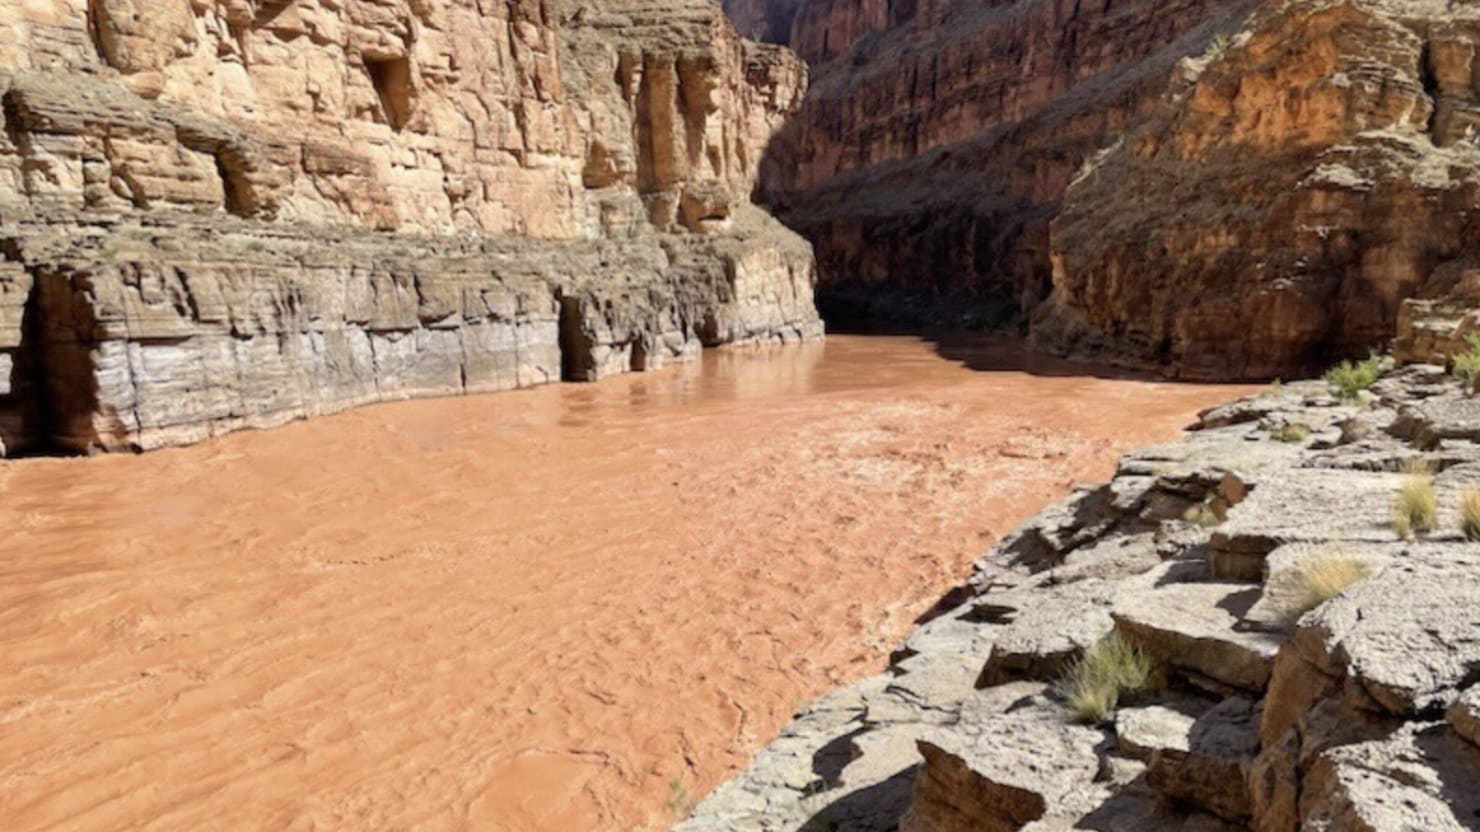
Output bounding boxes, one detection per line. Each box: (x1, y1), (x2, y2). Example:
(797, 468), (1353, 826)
(678, 358), (1480, 831)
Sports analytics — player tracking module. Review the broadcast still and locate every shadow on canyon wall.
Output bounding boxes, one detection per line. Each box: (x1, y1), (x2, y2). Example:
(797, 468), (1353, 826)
(741, 1), (1255, 340)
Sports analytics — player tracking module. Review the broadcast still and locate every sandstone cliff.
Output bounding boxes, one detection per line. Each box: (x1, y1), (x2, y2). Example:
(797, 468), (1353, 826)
(0, 0), (822, 455)
(679, 362), (1480, 831)
(731, 0), (1257, 327)
(1037, 0), (1480, 379)
(734, 0), (1480, 379)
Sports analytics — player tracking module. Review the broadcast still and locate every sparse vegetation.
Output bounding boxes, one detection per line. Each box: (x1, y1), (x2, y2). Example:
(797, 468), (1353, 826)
(1266, 378), (1285, 395)
(1071, 134), (1126, 188)
(1392, 458), (1437, 539)
(1460, 487), (1480, 542)
(1202, 33), (1231, 61)
(667, 778), (695, 817)
(1056, 633), (1153, 724)
(1270, 423), (1311, 443)
(1324, 354), (1382, 401)
(1451, 333), (1480, 393)
(1281, 550), (1372, 620)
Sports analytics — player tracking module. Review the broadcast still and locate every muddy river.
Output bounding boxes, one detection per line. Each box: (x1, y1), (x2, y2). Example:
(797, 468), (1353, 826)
(0, 334), (1253, 831)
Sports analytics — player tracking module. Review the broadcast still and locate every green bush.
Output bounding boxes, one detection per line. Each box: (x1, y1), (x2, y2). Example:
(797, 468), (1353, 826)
(1202, 33), (1231, 60)
(1056, 633), (1153, 724)
(1270, 423), (1311, 443)
(1451, 333), (1480, 393)
(1324, 355), (1382, 400)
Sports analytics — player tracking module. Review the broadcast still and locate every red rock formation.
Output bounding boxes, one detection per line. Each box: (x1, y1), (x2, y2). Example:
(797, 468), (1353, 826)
(1037, 0), (1480, 378)
(730, 0), (1480, 377)
(737, 0), (1255, 326)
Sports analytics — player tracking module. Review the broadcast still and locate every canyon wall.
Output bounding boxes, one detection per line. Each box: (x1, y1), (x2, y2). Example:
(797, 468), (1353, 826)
(737, 0), (1257, 327)
(0, 0), (822, 454)
(1037, 0), (1480, 379)
(737, 0), (1480, 379)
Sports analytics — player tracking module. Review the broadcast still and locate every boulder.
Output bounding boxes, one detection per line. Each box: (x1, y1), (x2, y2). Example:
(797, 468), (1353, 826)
(902, 698), (1108, 832)
(1145, 697), (1261, 822)
(1299, 722), (1480, 832)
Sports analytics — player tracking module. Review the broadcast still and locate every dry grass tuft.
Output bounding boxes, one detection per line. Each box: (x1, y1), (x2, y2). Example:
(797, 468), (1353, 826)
(1392, 459), (1436, 539)
(1284, 552), (1372, 620)
(1056, 633), (1153, 724)
(1451, 333), (1480, 393)
(1460, 487), (1480, 542)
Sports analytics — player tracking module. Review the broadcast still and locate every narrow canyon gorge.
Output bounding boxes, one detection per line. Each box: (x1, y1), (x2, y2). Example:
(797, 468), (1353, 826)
(3, 0), (1480, 830)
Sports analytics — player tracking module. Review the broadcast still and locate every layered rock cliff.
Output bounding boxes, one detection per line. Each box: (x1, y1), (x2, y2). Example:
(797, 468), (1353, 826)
(731, 0), (1257, 327)
(679, 362), (1480, 831)
(733, 0), (1480, 379)
(1037, 0), (1480, 379)
(0, 0), (822, 454)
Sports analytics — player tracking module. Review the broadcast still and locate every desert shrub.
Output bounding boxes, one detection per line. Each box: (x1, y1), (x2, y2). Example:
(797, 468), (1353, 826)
(1282, 552), (1372, 620)
(1451, 333), (1480, 393)
(1324, 355), (1382, 400)
(1056, 633), (1153, 724)
(1270, 423), (1311, 443)
(1203, 33), (1231, 60)
(1393, 460), (1437, 539)
(1460, 487), (1480, 542)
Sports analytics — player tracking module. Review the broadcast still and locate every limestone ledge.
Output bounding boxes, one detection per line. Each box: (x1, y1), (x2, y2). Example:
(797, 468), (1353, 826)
(677, 364), (1480, 832)
(0, 207), (821, 456)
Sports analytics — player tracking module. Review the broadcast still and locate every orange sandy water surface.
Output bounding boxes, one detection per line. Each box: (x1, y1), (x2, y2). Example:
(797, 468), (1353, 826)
(0, 334), (1254, 831)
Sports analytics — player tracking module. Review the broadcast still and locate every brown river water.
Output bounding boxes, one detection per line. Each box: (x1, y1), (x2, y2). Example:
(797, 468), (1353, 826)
(0, 334), (1254, 831)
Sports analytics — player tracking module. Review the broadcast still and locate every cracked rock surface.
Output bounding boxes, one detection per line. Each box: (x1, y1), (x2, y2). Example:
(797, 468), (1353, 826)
(678, 364), (1480, 831)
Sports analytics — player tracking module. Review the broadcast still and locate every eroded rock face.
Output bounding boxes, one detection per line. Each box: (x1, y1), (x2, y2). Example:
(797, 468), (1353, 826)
(679, 371), (1480, 832)
(728, 0), (1480, 377)
(1037, 0), (1480, 378)
(0, 0), (821, 454)
(723, 0), (1257, 328)
(2, 0), (805, 237)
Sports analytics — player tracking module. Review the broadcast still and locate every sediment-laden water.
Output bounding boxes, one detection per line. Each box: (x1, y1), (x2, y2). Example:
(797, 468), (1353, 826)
(0, 335), (1252, 831)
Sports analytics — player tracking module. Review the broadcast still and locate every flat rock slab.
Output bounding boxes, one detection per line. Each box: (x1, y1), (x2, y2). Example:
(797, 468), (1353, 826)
(976, 582), (1115, 687)
(1118, 431), (1302, 487)
(1113, 581), (1283, 692)
(1301, 721), (1480, 831)
(1115, 697), (1212, 761)
(1211, 468), (1402, 554)
(1390, 393), (1480, 444)
(1295, 546), (1480, 715)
